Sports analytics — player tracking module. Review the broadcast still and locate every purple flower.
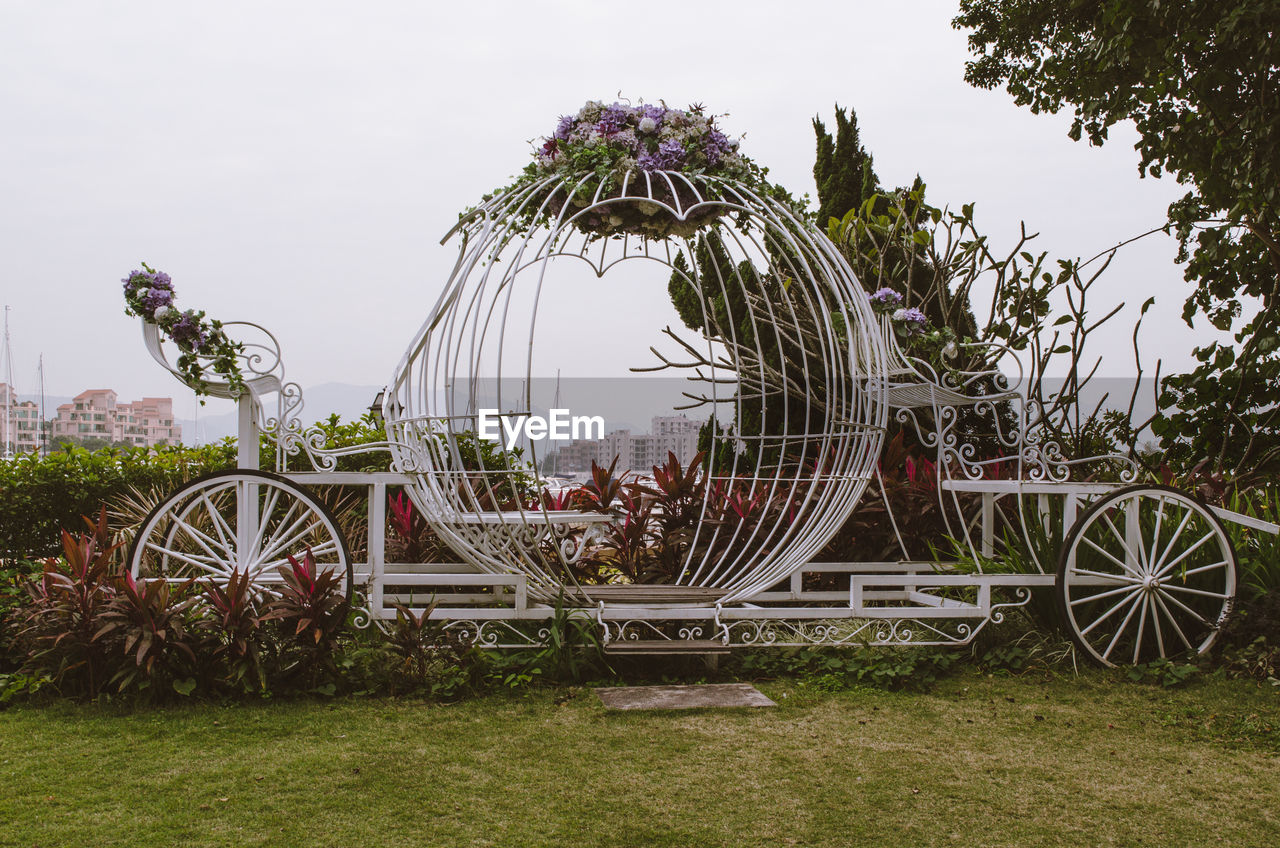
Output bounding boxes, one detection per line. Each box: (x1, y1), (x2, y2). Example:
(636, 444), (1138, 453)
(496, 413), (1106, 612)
(553, 114), (575, 141)
(609, 128), (639, 153)
(650, 139), (686, 170)
(869, 287), (904, 310)
(142, 287), (174, 312)
(894, 307), (928, 336)
(638, 104), (665, 130)
(170, 310), (209, 351)
(597, 103), (631, 135)
(704, 129), (733, 165)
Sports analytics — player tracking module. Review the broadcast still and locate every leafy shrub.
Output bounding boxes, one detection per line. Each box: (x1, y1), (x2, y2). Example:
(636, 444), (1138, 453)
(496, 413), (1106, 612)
(201, 569), (269, 696)
(384, 602), (474, 697)
(0, 558), (43, 670)
(11, 514), (121, 698)
(1220, 488), (1280, 603)
(817, 432), (955, 563)
(1124, 658), (1200, 688)
(96, 573), (200, 696)
(0, 442), (236, 560)
(733, 644), (957, 691)
(261, 548), (351, 691)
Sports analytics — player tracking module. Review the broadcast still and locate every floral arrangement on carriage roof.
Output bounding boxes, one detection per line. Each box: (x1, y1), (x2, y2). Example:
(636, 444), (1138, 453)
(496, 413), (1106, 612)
(486, 99), (795, 239)
(122, 264), (246, 396)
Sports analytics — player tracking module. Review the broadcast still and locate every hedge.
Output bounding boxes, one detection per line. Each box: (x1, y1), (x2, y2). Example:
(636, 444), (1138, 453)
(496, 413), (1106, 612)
(0, 442), (237, 560)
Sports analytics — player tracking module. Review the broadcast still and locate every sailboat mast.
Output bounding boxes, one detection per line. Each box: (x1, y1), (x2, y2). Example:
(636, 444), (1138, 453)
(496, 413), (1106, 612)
(2, 305), (13, 458)
(38, 354), (46, 456)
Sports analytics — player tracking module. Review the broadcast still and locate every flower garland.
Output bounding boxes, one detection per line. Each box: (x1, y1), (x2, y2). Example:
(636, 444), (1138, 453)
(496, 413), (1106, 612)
(122, 264), (246, 397)
(868, 287), (959, 359)
(484, 99), (794, 239)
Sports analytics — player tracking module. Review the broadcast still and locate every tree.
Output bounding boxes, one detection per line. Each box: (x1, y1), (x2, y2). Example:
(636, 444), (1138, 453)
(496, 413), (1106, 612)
(953, 0), (1280, 472)
(813, 106), (880, 229)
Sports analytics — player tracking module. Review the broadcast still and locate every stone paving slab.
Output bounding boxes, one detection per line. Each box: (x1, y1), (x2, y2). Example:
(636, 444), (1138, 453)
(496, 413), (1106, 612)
(595, 683), (776, 710)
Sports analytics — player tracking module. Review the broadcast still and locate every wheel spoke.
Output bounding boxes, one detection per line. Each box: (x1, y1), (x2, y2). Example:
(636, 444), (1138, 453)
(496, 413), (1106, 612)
(259, 539), (340, 572)
(1069, 582), (1142, 607)
(1131, 592), (1150, 665)
(1080, 585), (1144, 636)
(1150, 595), (1167, 658)
(1100, 593), (1144, 662)
(248, 486), (288, 562)
(258, 517), (325, 566)
(1148, 495), (1166, 573)
(143, 541), (233, 576)
(199, 490), (236, 554)
(1152, 592), (1196, 652)
(1153, 531), (1218, 580)
(167, 511), (235, 567)
(1101, 512), (1143, 576)
(1152, 507), (1194, 574)
(1128, 499), (1151, 572)
(1156, 586), (1218, 629)
(1172, 559), (1229, 580)
(1160, 583), (1230, 601)
(1081, 536), (1142, 578)
(1071, 567), (1140, 584)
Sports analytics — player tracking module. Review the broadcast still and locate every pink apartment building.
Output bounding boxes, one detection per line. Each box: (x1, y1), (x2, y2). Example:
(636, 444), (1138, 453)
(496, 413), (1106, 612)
(49, 389), (181, 447)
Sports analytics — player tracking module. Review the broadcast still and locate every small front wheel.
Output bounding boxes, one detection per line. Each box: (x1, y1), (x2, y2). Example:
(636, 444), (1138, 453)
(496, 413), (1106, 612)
(128, 470), (354, 602)
(1057, 485), (1236, 667)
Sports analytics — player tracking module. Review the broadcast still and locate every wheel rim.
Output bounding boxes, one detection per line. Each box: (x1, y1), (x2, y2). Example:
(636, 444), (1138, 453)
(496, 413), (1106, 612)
(131, 472), (352, 599)
(1059, 486), (1235, 667)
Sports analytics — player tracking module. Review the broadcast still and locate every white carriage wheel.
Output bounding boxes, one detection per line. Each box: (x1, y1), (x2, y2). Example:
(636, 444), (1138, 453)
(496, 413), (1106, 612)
(129, 470), (354, 602)
(1056, 484), (1236, 667)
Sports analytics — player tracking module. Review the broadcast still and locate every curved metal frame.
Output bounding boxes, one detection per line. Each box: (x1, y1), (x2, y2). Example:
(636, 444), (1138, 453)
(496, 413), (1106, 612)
(384, 171), (890, 605)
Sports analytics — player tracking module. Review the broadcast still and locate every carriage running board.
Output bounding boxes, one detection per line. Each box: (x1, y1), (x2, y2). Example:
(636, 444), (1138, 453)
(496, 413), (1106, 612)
(850, 574), (992, 619)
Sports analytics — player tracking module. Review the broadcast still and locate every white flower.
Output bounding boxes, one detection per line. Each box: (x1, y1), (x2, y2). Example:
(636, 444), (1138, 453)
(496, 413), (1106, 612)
(943, 341), (959, 358)
(152, 305), (174, 321)
(638, 116), (657, 133)
(892, 308), (907, 321)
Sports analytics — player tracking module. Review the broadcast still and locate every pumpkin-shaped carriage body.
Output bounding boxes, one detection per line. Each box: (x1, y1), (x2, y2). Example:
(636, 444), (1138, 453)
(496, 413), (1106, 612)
(382, 170), (889, 609)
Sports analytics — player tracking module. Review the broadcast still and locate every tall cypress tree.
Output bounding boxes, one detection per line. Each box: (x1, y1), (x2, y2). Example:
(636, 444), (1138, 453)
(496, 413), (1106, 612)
(813, 106), (880, 227)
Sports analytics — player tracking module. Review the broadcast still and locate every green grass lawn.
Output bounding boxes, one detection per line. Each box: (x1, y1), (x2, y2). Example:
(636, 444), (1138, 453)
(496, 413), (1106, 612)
(2, 671), (1278, 847)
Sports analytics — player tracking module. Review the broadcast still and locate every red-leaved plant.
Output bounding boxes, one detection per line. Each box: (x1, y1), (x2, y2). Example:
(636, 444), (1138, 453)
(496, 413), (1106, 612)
(202, 569), (267, 695)
(261, 548), (350, 689)
(15, 510), (120, 697)
(96, 571), (200, 695)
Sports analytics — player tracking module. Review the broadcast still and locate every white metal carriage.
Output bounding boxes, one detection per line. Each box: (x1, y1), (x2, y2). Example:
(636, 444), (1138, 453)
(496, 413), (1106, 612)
(128, 170), (1277, 668)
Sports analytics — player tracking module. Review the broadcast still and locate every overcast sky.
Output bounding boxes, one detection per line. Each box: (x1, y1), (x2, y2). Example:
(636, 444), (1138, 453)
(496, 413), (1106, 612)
(0, 0), (1230, 423)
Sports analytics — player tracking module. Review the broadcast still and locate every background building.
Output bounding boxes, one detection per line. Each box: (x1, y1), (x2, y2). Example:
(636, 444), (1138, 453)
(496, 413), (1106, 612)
(545, 414), (703, 476)
(0, 382), (45, 454)
(19, 388), (185, 450)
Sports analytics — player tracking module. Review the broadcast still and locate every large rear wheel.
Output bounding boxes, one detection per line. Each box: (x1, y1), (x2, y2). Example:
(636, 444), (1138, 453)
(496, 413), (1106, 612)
(1057, 485), (1235, 667)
